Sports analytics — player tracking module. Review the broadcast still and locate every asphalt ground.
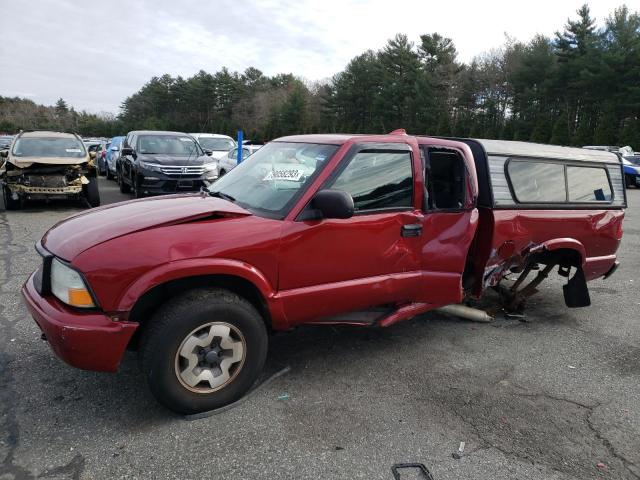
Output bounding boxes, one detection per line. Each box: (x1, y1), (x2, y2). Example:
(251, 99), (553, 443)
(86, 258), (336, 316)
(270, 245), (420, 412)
(0, 177), (639, 480)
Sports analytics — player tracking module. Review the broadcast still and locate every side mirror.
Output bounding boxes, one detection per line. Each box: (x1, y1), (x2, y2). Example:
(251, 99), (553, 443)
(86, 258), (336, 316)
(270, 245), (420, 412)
(309, 189), (354, 220)
(121, 147), (134, 156)
(89, 151), (96, 159)
(204, 149), (213, 156)
(0, 150), (8, 158)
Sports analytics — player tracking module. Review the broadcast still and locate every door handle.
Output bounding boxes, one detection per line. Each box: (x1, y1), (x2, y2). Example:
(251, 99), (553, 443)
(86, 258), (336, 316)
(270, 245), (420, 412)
(401, 223), (422, 237)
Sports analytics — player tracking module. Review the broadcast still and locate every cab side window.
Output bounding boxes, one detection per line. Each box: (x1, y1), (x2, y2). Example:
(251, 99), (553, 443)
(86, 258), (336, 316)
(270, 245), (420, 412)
(328, 150), (414, 213)
(422, 147), (466, 210)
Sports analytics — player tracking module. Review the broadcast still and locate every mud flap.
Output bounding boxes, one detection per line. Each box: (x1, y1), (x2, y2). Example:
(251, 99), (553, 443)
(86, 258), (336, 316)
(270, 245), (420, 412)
(563, 267), (591, 308)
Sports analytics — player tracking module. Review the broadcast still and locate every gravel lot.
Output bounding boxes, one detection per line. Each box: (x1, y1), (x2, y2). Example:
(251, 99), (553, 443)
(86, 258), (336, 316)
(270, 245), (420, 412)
(1, 178), (639, 480)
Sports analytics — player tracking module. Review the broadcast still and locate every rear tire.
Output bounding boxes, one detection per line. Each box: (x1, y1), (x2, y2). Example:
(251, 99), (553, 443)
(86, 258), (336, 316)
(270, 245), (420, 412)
(139, 288), (268, 414)
(2, 184), (21, 210)
(83, 176), (100, 207)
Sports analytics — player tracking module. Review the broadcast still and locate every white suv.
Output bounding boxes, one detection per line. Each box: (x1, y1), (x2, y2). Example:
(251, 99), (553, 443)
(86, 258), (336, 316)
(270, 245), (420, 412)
(190, 133), (237, 176)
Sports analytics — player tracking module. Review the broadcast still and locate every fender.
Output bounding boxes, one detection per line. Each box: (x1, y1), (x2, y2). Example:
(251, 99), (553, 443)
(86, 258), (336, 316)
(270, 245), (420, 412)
(539, 238), (586, 266)
(115, 258), (278, 314)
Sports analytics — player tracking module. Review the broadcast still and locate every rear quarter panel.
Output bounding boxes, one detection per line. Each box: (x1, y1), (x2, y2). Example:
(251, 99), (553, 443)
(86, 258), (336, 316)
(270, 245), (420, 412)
(473, 208), (624, 293)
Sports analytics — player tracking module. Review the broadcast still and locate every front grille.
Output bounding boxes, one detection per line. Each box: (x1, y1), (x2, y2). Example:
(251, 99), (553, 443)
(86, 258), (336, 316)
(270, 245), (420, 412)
(160, 166), (206, 176)
(25, 175), (67, 188)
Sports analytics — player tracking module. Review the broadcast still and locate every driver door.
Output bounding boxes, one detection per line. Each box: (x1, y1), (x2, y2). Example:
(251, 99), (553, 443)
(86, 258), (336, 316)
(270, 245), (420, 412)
(277, 143), (426, 324)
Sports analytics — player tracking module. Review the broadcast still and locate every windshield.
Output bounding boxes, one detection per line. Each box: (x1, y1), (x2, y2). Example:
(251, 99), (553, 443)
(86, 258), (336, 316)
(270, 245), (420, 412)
(199, 137), (235, 151)
(209, 142), (339, 218)
(137, 135), (202, 156)
(12, 137), (86, 158)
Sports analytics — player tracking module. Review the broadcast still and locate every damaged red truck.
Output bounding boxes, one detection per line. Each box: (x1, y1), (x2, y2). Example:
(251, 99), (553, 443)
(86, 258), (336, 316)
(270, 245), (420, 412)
(22, 131), (625, 413)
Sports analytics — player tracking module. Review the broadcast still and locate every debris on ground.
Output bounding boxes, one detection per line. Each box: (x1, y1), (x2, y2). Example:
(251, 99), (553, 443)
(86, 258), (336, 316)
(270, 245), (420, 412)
(391, 463), (435, 480)
(277, 393), (290, 401)
(452, 441), (465, 459)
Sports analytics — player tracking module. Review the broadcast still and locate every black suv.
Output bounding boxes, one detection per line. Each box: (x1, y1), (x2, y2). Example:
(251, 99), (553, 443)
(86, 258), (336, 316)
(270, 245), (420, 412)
(116, 130), (219, 197)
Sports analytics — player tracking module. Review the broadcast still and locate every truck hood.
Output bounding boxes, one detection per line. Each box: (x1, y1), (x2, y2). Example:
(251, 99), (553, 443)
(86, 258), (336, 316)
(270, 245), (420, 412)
(42, 194), (251, 261)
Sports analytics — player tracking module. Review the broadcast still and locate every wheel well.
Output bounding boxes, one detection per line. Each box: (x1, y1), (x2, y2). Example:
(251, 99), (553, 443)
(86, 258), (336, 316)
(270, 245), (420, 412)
(126, 274), (271, 350)
(529, 247), (582, 269)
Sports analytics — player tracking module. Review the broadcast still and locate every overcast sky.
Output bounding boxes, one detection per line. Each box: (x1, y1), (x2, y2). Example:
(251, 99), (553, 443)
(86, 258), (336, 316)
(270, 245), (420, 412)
(0, 0), (624, 114)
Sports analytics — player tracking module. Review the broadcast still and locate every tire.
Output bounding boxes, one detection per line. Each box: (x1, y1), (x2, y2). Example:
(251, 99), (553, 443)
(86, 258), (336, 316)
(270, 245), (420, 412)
(98, 162), (106, 176)
(2, 184), (21, 210)
(83, 176), (100, 207)
(118, 168), (131, 193)
(219, 169), (226, 178)
(132, 172), (144, 198)
(106, 169), (114, 180)
(625, 174), (633, 188)
(140, 288), (268, 414)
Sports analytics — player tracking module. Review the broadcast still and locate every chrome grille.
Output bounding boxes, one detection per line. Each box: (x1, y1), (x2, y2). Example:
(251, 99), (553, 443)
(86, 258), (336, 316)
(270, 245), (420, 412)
(160, 165), (206, 176)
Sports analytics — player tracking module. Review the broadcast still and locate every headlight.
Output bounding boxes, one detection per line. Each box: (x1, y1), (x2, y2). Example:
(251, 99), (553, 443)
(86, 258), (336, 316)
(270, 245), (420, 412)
(50, 258), (95, 308)
(138, 161), (162, 172)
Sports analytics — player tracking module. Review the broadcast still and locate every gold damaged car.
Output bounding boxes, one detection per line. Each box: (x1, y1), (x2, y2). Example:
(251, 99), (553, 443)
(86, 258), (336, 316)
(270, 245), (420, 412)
(0, 131), (100, 210)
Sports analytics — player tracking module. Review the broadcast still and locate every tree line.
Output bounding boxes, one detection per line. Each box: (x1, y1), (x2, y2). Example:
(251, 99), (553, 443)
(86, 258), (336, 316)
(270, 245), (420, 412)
(1, 4), (639, 148)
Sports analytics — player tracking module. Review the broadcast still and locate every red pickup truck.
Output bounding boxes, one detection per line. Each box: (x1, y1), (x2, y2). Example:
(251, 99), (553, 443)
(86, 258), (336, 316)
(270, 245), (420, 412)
(22, 131), (625, 413)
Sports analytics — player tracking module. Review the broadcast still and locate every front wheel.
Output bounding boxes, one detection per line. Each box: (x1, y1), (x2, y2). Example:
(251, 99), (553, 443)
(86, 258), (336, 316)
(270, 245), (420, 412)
(132, 172), (144, 198)
(140, 288), (268, 414)
(2, 184), (21, 210)
(82, 176), (100, 207)
(118, 168), (131, 193)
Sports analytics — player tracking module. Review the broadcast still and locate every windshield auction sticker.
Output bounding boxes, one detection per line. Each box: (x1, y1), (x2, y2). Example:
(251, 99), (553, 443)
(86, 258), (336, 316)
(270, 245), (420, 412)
(263, 169), (305, 182)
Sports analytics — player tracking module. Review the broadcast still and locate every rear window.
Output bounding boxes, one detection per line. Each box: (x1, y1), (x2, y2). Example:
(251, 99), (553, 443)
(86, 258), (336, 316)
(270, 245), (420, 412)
(507, 160), (613, 204)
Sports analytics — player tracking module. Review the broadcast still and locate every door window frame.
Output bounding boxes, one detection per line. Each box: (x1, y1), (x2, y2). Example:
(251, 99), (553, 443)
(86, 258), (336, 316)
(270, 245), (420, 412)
(420, 145), (470, 213)
(314, 142), (416, 217)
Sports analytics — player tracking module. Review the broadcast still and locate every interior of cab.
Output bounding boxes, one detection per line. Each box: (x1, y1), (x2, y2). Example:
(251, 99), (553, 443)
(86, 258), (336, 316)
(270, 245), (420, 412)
(423, 147), (466, 210)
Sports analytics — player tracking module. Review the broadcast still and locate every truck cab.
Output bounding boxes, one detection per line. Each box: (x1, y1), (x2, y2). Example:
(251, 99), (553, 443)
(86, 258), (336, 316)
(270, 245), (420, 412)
(22, 131), (625, 414)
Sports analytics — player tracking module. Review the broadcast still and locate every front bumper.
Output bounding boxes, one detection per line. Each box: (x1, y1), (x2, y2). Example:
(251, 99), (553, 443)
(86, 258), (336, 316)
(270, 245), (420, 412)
(22, 272), (138, 372)
(136, 170), (216, 194)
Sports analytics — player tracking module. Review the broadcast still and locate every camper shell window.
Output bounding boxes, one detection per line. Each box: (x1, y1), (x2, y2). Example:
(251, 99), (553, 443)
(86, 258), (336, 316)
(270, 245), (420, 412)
(506, 158), (613, 205)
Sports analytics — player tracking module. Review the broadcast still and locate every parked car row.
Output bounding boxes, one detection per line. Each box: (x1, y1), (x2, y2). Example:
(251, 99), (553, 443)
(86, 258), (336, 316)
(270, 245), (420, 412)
(0, 135), (14, 150)
(108, 131), (259, 198)
(0, 129), (264, 209)
(584, 145), (640, 188)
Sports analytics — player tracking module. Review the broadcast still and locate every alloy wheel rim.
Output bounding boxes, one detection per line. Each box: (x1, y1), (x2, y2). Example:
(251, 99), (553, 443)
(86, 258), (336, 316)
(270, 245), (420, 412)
(174, 322), (246, 394)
